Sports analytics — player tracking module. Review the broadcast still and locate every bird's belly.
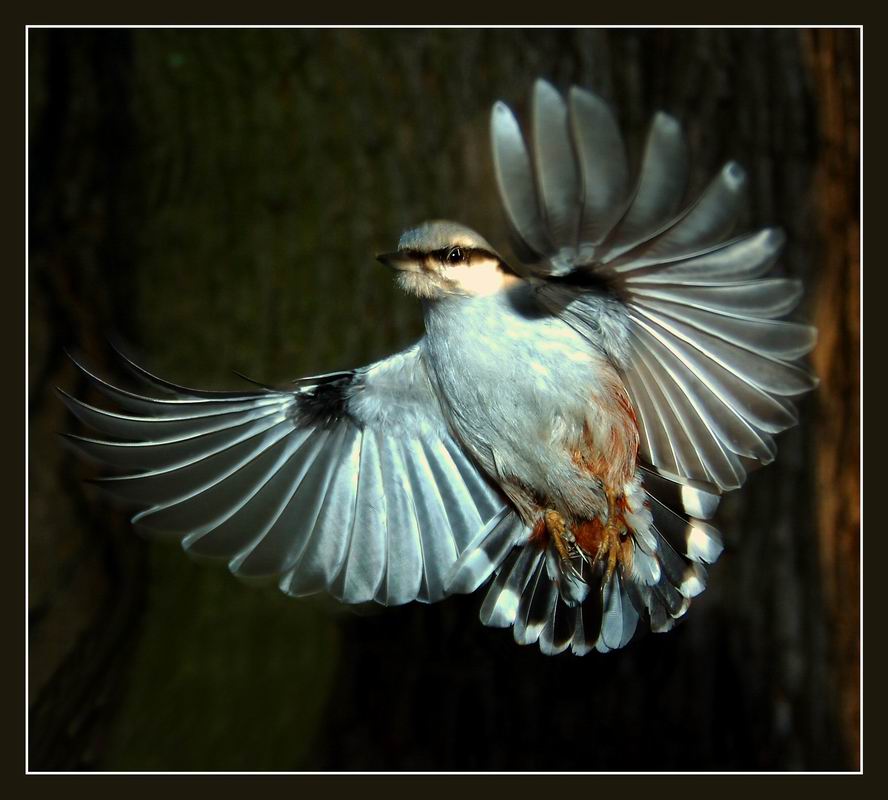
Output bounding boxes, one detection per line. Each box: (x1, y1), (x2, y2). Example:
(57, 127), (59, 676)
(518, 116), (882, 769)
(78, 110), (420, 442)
(423, 305), (620, 516)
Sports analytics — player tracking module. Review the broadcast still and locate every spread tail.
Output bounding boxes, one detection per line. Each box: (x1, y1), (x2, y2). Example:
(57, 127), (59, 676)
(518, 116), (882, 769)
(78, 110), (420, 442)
(447, 466), (723, 655)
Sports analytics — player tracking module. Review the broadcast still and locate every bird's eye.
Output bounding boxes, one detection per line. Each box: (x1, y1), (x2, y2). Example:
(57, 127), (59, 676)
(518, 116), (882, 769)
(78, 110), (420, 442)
(447, 247), (466, 263)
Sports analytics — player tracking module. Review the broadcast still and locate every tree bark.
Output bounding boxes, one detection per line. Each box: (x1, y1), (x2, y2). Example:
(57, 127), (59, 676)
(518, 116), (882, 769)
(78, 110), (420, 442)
(804, 28), (861, 770)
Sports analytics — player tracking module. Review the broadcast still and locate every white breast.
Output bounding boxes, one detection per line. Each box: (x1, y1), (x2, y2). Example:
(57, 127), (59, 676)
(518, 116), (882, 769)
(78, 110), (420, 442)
(421, 286), (618, 510)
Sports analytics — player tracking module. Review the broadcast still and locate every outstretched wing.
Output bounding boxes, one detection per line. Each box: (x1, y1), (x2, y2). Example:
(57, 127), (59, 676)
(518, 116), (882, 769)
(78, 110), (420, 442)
(491, 80), (817, 492)
(60, 344), (516, 606)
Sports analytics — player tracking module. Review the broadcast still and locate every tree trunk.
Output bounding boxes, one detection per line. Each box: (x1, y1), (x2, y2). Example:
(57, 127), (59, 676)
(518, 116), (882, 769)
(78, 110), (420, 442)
(804, 28), (861, 771)
(28, 28), (859, 771)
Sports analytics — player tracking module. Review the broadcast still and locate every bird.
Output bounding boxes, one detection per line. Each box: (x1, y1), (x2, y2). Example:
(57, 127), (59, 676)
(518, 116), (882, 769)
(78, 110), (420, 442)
(59, 79), (817, 656)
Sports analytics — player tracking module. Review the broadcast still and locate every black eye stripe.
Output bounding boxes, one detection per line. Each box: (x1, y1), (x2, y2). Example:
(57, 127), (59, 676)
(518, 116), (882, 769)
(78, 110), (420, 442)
(432, 247), (495, 264)
(394, 246), (509, 270)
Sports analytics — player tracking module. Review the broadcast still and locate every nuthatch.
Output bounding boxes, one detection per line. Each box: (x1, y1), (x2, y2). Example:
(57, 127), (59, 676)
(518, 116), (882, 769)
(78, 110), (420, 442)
(61, 80), (816, 655)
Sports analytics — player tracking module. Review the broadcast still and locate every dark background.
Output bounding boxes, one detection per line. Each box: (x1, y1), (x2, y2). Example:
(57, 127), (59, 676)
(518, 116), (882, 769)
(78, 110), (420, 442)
(28, 28), (860, 771)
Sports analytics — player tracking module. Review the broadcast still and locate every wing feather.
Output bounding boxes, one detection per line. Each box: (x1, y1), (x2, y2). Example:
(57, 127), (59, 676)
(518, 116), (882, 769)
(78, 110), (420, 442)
(376, 435), (424, 606)
(229, 426), (344, 579)
(492, 82), (816, 493)
(491, 101), (552, 259)
(569, 86), (629, 246)
(403, 440), (460, 603)
(603, 111), (688, 256)
(62, 344), (509, 607)
(531, 79), (582, 250)
(329, 431), (388, 604)
(278, 425), (363, 597)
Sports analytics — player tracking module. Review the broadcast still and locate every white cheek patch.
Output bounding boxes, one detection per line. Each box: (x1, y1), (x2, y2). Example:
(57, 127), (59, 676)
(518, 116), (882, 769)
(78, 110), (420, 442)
(444, 262), (512, 297)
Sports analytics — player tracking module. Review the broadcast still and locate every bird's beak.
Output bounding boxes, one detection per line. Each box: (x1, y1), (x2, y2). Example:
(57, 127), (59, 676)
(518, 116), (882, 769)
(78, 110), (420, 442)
(376, 251), (420, 272)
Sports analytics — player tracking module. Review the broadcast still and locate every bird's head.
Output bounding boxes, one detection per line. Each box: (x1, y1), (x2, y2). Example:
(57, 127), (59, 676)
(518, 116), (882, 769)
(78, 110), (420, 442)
(377, 221), (522, 300)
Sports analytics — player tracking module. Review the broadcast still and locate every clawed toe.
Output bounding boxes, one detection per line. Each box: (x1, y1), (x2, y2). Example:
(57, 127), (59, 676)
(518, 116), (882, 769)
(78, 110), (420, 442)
(538, 494), (634, 587)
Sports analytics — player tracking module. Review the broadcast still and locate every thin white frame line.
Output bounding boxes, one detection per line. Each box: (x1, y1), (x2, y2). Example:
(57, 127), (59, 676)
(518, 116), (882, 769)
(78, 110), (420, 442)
(25, 770), (864, 776)
(23, 24), (863, 777)
(24, 24), (865, 30)
(24, 23), (30, 777)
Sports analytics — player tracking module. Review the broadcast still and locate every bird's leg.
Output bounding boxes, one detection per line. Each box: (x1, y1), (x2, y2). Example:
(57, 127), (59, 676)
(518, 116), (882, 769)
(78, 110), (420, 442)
(597, 491), (631, 583)
(541, 495), (633, 585)
(571, 491), (633, 584)
(543, 510), (584, 578)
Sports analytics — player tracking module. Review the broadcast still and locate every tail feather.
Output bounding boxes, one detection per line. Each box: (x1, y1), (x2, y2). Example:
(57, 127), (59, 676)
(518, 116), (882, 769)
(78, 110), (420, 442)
(444, 507), (529, 596)
(540, 596), (577, 656)
(475, 465), (723, 655)
(513, 557), (549, 646)
(479, 544), (540, 628)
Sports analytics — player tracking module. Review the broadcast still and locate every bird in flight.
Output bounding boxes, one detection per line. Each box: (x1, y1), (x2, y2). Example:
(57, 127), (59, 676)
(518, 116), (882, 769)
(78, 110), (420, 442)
(61, 80), (817, 655)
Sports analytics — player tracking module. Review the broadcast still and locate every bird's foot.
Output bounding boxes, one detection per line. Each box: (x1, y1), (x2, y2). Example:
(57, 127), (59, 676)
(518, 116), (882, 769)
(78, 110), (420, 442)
(572, 494), (634, 583)
(542, 510), (585, 579)
(596, 518), (630, 583)
(537, 505), (632, 584)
